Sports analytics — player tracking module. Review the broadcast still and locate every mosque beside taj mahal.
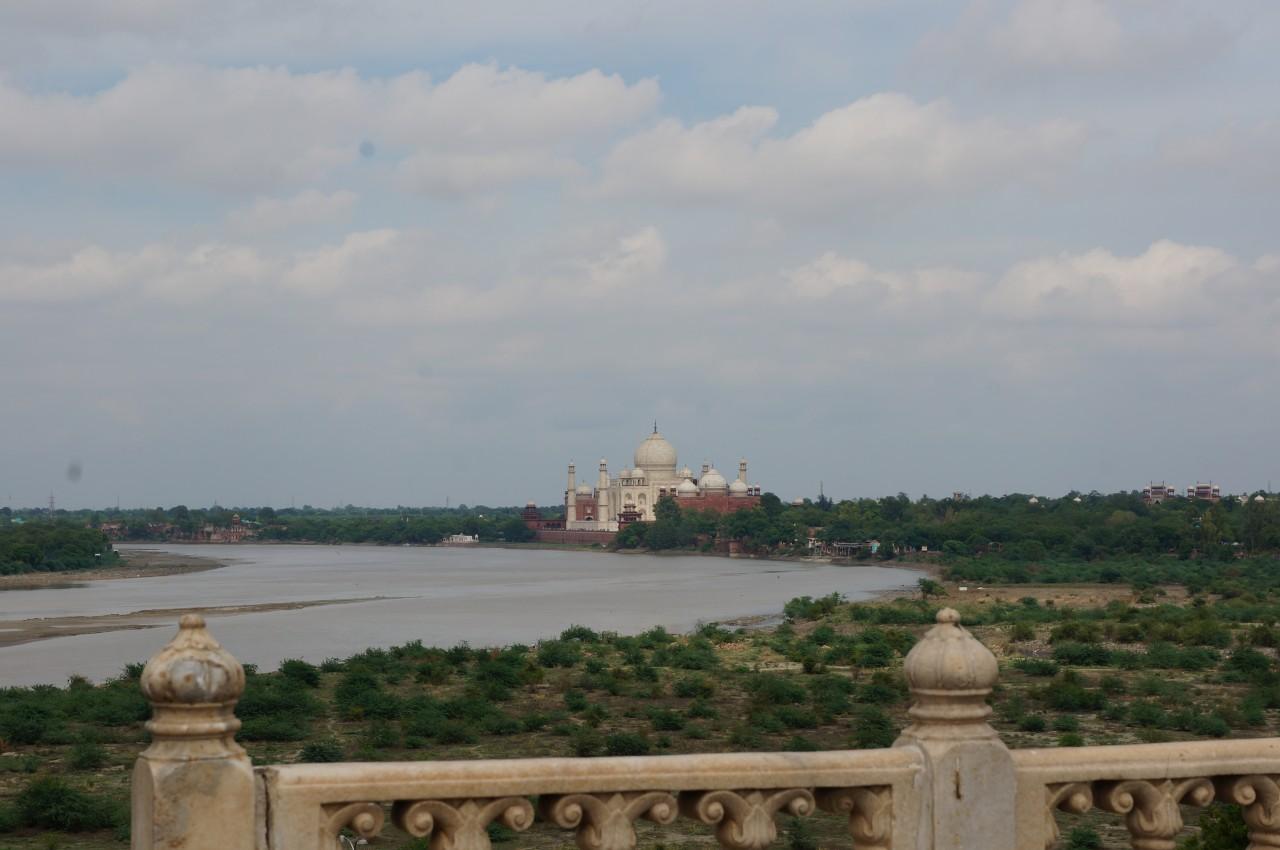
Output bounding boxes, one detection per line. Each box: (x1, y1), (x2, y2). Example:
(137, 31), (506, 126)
(522, 426), (762, 542)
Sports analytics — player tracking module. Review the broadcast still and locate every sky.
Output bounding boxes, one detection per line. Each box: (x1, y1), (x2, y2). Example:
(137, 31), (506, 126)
(2, 0), (1278, 510)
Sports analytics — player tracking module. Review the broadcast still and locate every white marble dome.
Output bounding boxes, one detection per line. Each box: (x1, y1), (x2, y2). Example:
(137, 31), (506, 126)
(729, 479), (749, 495)
(575, 484), (593, 496)
(677, 478), (698, 496)
(631, 467), (645, 480)
(634, 431), (677, 472)
(701, 468), (728, 491)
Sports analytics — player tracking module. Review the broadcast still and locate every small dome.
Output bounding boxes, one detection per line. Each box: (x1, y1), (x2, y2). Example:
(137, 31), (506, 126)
(634, 431), (677, 472)
(576, 484), (593, 496)
(729, 479), (749, 495)
(526, 501), (536, 508)
(1072, 496), (1082, 503)
(631, 467), (645, 480)
(1256, 494), (1267, 502)
(141, 615), (245, 706)
(678, 466), (693, 479)
(700, 469), (728, 491)
(618, 468), (631, 478)
(677, 478), (698, 496)
(901, 606), (998, 711)
(1028, 496), (1040, 504)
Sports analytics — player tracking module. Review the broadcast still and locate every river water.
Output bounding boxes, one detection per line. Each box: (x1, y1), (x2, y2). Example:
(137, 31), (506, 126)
(0, 544), (921, 686)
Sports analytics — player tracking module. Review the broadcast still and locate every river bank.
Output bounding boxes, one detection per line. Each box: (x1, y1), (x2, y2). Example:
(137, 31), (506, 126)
(0, 549), (229, 591)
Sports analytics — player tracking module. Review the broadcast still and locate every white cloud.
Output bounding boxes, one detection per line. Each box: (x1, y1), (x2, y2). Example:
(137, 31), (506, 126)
(986, 240), (1240, 322)
(0, 242), (269, 302)
(597, 93), (1082, 212)
(786, 251), (982, 306)
(282, 229), (401, 294)
(919, 0), (1235, 80)
(0, 62), (659, 195)
(227, 190), (358, 233)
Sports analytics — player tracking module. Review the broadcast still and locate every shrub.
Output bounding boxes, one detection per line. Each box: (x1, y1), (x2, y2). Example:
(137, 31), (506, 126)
(437, 721), (479, 745)
(299, 739), (345, 763)
(537, 639), (582, 669)
(1013, 658), (1059, 677)
(1064, 826), (1101, 850)
(784, 735), (820, 752)
(279, 658), (321, 687)
(850, 706), (896, 749)
(786, 815), (818, 850)
(605, 732), (651, 756)
(1052, 715), (1079, 732)
(571, 728), (602, 757)
(560, 625), (600, 642)
(673, 676), (715, 699)
(1058, 732), (1085, 747)
(564, 689), (589, 712)
(67, 737), (108, 770)
(783, 593), (844, 622)
(241, 715), (309, 741)
(688, 699), (718, 719)
(776, 706), (819, 729)
(747, 674), (807, 706)
(1019, 715), (1047, 733)
(15, 777), (122, 832)
(648, 708), (685, 732)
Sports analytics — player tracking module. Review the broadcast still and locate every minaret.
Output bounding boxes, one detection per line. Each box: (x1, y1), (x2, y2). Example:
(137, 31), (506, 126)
(597, 459), (610, 524)
(701, 461), (710, 477)
(566, 463), (577, 524)
(738, 458), (748, 483)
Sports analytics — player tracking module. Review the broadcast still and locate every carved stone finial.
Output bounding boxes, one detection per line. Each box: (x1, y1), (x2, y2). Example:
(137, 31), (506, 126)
(141, 613), (245, 706)
(139, 614), (246, 750)
(901, 607), (999, 733)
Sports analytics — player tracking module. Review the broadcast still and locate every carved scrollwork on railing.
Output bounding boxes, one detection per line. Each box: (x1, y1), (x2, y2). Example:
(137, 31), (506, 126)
(816, 786), (892, 850)
(539, 791), (678, 850)
(325, 802), (385, 841)
(1043, 782), (1094, 850)
(1216, 775), (1280, 850)
(1095, 778), (1214, 850)
(390, 797), (534, 850)
(679, 788), (815, 850)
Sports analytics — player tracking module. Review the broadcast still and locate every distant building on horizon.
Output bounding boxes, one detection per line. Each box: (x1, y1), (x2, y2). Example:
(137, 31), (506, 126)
(1143, 482), (1178, 505)
(525, 427), (762, 542)
(1187, 482), (1221, 502)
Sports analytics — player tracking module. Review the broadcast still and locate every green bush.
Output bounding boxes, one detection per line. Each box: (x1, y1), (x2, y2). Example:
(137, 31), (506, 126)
(538, 639), (583, 668)
(850, 706), (896, 748)
(1019, 715), (1047, 733)
(14, 777), (123, 832)
(67, 737), (108, 770)
(605, 732), (651, 756)
(279, 658), (321, 687)
(673, 676), (715, 699)
(299, 739), (345, 762)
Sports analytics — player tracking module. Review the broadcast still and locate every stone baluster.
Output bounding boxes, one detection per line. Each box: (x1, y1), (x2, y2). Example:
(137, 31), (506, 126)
(132, 614), (255, 850)
(1096, 778), (1213, 850)
(894, 608), (1014, 850)
(1216, 776), (1280, 850)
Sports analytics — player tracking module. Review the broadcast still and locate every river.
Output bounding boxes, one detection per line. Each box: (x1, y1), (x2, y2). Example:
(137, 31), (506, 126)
(0, 544), (921, 686)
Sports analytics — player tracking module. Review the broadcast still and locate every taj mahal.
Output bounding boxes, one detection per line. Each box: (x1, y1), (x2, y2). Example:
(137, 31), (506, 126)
(555, 426), (762, 533)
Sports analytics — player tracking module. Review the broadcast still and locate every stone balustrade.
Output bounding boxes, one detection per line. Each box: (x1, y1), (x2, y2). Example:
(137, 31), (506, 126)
(129, 610), (1280, 850)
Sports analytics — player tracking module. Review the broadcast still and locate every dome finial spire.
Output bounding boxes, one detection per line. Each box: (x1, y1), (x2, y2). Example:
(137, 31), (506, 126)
(653, 419), (658, 434)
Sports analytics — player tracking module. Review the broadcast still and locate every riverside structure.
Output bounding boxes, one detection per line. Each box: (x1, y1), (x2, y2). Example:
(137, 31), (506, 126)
(526, 427), (762, 543)
(132, 610), (1280, 850)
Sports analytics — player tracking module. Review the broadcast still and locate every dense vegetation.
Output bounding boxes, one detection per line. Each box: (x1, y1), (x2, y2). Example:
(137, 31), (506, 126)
(8, 572), (1280, 848)
(619, 490), (1280, 560)
(0, 523), (117, 575)
(9, 488), (1278, 562)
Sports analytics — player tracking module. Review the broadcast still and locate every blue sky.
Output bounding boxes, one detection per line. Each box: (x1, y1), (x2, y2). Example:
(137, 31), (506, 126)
(2, 0), (1278, 509)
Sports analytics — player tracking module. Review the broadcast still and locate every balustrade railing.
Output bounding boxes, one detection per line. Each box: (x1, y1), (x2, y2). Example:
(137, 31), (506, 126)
(128, 610), (1280, 850)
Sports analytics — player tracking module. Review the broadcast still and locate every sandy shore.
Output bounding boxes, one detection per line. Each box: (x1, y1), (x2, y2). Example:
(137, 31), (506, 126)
(0, 596), (404, 649)
(0, 548), (231, 591)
